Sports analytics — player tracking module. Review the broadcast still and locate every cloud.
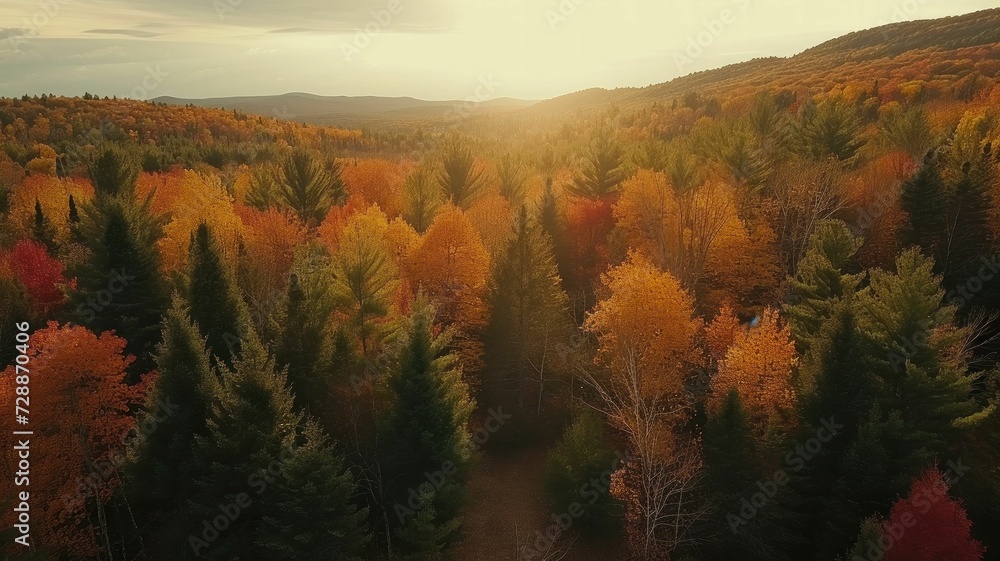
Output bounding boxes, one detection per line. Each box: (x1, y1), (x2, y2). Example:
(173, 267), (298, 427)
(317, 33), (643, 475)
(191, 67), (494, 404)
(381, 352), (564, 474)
(83, 29), (162, 38)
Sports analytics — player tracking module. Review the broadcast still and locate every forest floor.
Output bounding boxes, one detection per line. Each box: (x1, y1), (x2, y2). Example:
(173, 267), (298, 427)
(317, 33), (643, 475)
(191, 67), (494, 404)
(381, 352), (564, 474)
(455, 443), (623, 561)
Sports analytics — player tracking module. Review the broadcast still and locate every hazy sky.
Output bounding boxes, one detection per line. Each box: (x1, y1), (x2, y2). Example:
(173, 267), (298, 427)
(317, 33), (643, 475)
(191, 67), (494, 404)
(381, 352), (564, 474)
(0, 0), (997, 101)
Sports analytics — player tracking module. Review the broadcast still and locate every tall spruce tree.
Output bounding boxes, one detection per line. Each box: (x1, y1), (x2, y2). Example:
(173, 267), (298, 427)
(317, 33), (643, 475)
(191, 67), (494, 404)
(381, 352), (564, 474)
(486, 205), (569, 411)
(188, 336), (300, 561)
(255, 420), (370, 560)
(386, 298), (474, 555)
(273, 245), (338, 413)
(784, 219), (864, 353)
(187, 222), (252, 370)
(32, 199), (58, 254)
(278, 147), (345, 226)
(70, 146), (169, 376)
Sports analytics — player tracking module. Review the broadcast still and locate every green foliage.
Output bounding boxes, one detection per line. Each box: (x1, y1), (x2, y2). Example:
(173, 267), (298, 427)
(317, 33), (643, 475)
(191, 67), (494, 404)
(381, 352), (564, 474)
(189, 336), (300, 560)
(245, 164), (280, 210)
(255, 420), (370, 560)
(88, 145), (140, 199)
(404, 167), (442, 233)
(69, 165), (170, 375)
(273, 244), (338, 413)
(544, 410), (622, 534)
(784, 219), (864, 352)
(567, 129), (626, 199)
(486, 205), (570, 410)
(188, 222), (253, 370)
(840, 517), (884, 561)
(880, 106), (935, 158)
(437, 139), (486, 209)
(394, 489), (462, 561)
(278, 147), (346, 226)
(129, 300), (219, 506)
(795, 97), (866, 162)
(32, 199), (57, 254)
(386, 297), (474, 538)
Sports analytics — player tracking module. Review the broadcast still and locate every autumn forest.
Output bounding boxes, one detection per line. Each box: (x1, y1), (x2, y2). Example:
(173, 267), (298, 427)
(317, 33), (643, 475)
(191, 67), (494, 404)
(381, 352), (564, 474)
(3, 7), (1000, 561)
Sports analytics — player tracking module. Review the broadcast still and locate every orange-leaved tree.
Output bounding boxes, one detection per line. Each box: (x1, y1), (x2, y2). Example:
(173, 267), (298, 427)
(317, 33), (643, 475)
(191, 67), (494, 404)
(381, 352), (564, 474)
(583, 251), (705, 560)
(0, 322), (147, 557)
(709, 306), (798, 438)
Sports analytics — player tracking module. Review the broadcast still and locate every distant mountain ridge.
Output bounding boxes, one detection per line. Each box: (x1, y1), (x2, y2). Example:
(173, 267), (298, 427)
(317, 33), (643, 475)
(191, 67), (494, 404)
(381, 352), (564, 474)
(156, 8), (1000, 125)
(153, 92), (537, 124)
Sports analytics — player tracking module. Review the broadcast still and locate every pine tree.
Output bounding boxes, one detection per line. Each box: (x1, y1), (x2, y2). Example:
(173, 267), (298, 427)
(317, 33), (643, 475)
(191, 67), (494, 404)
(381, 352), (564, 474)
(403, 168), (441, 233)
(538, 178), (573, 298)
(32, 199), (58, 254)
(88, 145), (140, 199)
(130, 301), (219, 503)
(330, 208), (398, 355)
(841, 517), (884, 561)
(544, 410), (622, 533)
(784, 220), (864, 352)
(255, 420), (370, 560)
(486, 205), (569, 411)
(900, 159), (948, 255)
(496, 153), (528, 203)
(188, 222), (252, 370)
(394, 489), (462, 561)
(274, 246), (338, 413)
(189, 336), (300, 561)
(278, 147), (345, 226)
(386, 297), (474, 545)
(70, 146), (169, 376)
(437, 138), (486, 209)
(567, 129), (627, 199)
(69, 197), (169, 376)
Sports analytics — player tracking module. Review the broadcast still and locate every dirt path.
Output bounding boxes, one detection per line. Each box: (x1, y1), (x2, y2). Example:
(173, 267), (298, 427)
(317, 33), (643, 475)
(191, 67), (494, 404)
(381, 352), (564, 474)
(455, 445), (624, 561)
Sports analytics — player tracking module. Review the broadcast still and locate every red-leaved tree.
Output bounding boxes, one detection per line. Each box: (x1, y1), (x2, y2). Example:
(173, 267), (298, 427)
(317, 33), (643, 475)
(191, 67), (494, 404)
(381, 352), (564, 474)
(883, 468), (985, 561)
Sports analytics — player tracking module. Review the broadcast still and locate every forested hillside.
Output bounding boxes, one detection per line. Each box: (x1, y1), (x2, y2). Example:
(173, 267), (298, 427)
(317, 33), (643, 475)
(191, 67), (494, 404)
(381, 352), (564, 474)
(1, 8), (1000, 561)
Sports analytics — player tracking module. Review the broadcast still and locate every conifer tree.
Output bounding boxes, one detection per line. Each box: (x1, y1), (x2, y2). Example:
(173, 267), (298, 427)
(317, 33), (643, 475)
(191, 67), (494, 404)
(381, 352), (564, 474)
(32, 199), (58, 254)
(386, 297), (474, 549)
(70, 146), (169, 375)
(784, 220), (864, 352)
(403, 168), (441, 233)
(255, 420), (370, 560)
(188, 221), (252, 370)
(278, 147), (345, 226)
(189, 336), (300, 561)
(567, 129), (627, 199)
(130, 301), (219, 505)
(274, 245), (338, 413)
(486, 205), (569, 410)
(436, 138), (486, 209)
(70, 198), (169, 376)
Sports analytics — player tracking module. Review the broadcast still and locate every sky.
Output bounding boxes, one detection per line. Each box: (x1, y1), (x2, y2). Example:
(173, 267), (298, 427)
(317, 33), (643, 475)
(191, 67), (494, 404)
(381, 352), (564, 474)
(0, 0), (997, 101)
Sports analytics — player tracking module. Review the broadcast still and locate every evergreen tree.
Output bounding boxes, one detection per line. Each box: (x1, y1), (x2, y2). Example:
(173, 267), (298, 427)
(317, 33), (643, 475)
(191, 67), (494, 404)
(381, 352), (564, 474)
(386, 298), (474, 548)
(702, 389), (786, 560)
(840, 517), (884, 561)
(32, 199), (58, 254)
(188, 222), (252, 370)
(394, 489), (461, 561)
(69, 197), (169, 376)
(189, 336), (300, 561)
(130, 301), (219, 504)
(486, 205), (569, 410)
(88, 145), (140, 199)
(278, 147), (345, 226)
(794, 97), (865, 161)
(496, 153), (528, 203)
(274, 245), (338, 413)
(900, 159), (948, 255)
(403, 168), (441, 233)
(784, 219), (864, 352)
(245, 164), (280, 210)
(544, 410), (622, 534)
(255, 420), (370, 560)
(567, 129), (627, 199)
(437, 139), (486, 209)
(538, 178), (573, 298)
